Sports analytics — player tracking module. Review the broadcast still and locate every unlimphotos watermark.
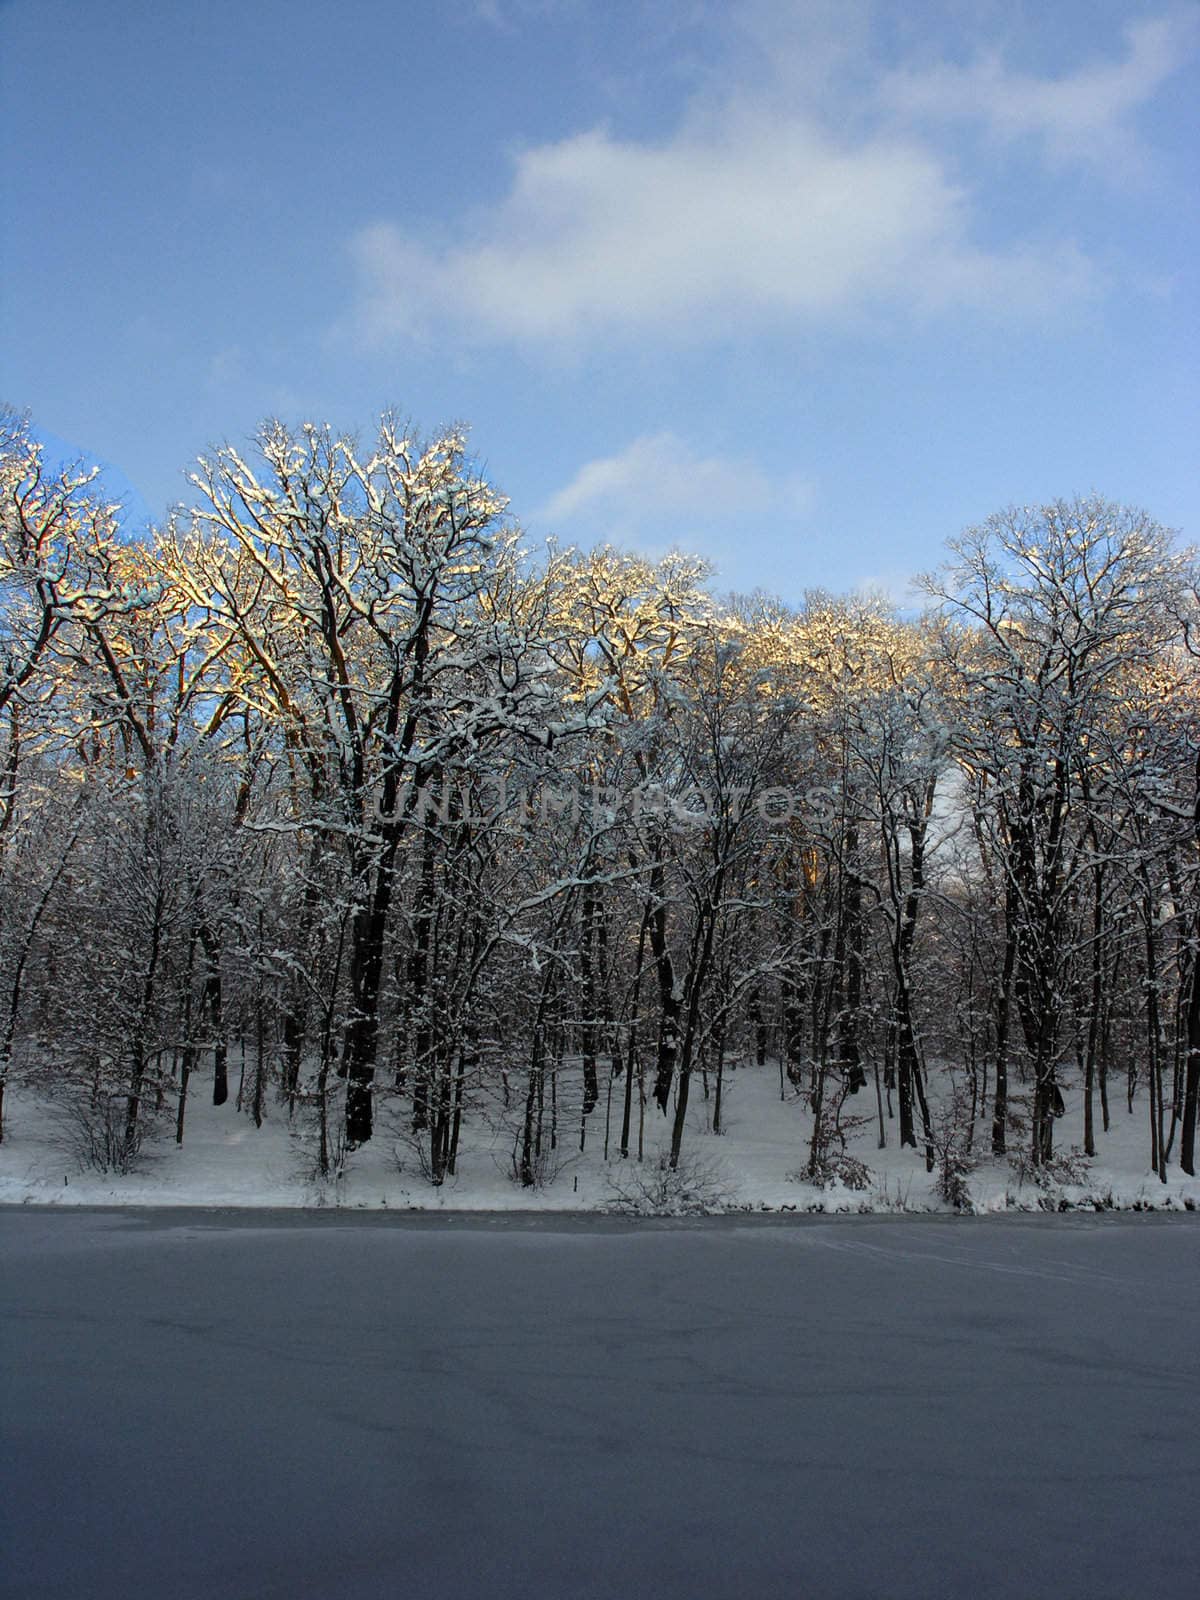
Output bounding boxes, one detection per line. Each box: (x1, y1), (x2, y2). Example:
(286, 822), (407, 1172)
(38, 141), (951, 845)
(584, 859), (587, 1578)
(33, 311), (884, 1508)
(371, 776), (802, 827)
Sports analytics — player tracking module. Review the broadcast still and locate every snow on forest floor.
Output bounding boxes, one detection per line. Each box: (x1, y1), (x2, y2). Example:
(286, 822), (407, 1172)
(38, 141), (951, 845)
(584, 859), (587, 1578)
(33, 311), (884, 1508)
(2, 1059), (1198, 1214)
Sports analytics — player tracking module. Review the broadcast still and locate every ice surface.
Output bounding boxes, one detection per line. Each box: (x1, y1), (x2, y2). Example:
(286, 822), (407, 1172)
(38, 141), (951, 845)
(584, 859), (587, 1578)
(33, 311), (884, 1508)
(3, 1210), (1198, 1599)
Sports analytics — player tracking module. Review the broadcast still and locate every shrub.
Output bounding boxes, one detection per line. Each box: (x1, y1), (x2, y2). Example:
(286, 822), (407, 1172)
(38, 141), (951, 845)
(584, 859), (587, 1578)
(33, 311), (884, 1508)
(55, 1088), (147, 1175)
(605, 1146), (737, 1215)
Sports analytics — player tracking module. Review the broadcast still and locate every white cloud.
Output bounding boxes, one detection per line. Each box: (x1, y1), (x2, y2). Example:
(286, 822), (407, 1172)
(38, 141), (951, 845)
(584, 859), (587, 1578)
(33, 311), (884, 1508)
(539, 431), (812, 544)
(344, 7), (1199, 349)
(348, 110), (1094, 346)
(881, 13), (1198, 175)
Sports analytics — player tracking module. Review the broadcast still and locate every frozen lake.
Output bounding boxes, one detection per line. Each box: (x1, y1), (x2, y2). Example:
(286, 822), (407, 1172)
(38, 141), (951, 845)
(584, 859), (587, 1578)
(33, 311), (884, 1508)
(3, 1210), (1198, 1600)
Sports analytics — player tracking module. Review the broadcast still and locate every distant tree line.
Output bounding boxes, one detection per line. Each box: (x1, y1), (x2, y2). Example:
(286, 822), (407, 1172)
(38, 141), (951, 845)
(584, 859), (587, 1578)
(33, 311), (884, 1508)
(2, 408), (1197, 1193)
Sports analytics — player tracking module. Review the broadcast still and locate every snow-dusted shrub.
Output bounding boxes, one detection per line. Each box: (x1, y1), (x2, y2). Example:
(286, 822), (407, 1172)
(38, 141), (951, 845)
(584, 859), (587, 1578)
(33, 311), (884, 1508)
(604, 1147), (736, 1215)
(868, 1172), (914, 1211)
(935, 1147), (975, 1211)
(55, 1087), (150, 1175)
(928, 1084), (978, 1211)
(797, 1088), (873, 1192)
(391, 1118), (459, 1188)
(507, 1137), (568, 1191)
(797, 1148), (873, 1192)
(292, 1097), (352, 1189)
(1008, 1143), (1092, 1192)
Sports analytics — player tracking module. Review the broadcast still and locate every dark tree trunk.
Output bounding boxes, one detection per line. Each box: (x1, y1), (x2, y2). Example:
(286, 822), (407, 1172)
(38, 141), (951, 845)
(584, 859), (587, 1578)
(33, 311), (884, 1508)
(782, 971), (805, 1082)
(520, 969), (557, 1187)
(1181, 960), (1200, 1176)
(1143, 892), (1167, 1183)
(1083, 864), (1105, 1158)
(579, 884), (599, 1121)
(668, 884), (722, 1170)
(748, 986), (768, 1067)
(1180, 752), (1200, 1176)
(343, 831), (402, 1149)
(125, 884), (166, 1159)
(992, 910), (1016, 1156)
(280, 846), (323, 1110)
(199, 922), (227, 1107)
(620, 910), (651, 1159)
(406, 821), (438, 1135)
(836, 825), (866, 1094)
(647, 863), (680, 1114)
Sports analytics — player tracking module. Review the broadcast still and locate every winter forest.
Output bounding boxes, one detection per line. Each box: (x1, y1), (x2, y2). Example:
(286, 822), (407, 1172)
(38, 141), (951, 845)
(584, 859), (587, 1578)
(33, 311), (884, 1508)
(2, 407), (1198, 1210)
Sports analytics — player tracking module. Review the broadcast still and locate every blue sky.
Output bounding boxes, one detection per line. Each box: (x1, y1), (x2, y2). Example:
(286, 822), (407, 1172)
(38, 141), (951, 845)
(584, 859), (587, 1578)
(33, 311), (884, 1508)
(2, 0), (1196, 602)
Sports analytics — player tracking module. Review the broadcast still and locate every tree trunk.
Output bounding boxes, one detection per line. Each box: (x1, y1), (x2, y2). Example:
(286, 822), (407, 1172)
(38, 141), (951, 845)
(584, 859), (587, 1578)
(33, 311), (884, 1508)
(343, 832), (402, 1148)
(1180, 754), (1200, 1176)
(200, 923), (227, 1108)
(647, 863), (680, 1114)
(992, 911), (1017, 1156)
(1181, 954), (1200, 1176)
(579, 884), (599, 1121)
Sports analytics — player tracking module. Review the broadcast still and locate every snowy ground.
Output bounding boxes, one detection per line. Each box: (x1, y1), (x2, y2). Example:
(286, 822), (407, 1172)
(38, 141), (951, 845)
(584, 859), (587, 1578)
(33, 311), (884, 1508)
(3, 1209), (1198, 1600)
(1, 1059), (1199, 1213)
